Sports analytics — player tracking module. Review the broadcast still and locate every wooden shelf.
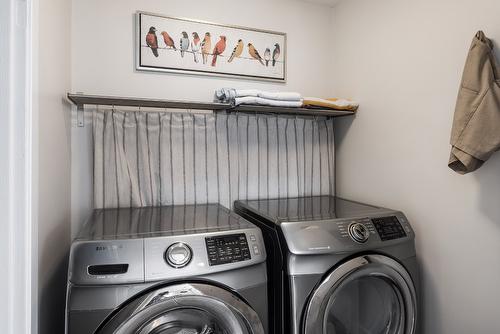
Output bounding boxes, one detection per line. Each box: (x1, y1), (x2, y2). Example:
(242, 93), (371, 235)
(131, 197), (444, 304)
(67, 93), (356, 118)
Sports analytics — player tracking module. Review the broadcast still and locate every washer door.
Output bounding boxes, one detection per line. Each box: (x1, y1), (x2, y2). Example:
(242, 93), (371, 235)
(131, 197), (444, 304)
(303, 254), (417, 334)
(98, 283), (265, 334)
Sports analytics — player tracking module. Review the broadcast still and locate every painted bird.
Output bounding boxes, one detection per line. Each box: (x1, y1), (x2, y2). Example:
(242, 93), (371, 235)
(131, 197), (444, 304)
(180, 31), (190, 58)
(161, 31), (176, 50)
(191, 32), (201, 63)
(264, 48), (271, 66)
(272, 43), (280, 66)
(248, 43), (265, 65)
(228, 39), (244, 63)
(146, 26), (159, 57)
(211, 36), (227, 67)
(201, 32), (212, 64)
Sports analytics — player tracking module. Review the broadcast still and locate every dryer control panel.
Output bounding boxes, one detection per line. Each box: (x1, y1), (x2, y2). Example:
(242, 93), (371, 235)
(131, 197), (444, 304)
(337, 216), (409, 243)
(279, 211), (414, 255)
(336, 215), (410, 243)
(372, 216), (407, 241)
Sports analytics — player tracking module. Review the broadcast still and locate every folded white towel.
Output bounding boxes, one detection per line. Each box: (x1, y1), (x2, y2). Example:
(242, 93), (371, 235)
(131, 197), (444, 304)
(259, 91), (302, 101)
(234, 96), (303, 107)
(233, 89), (259, 98)
(215, 88), (302, 104)
(234, 89), (302, 101)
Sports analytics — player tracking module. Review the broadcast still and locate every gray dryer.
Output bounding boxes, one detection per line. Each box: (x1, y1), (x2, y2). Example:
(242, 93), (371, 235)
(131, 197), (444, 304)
(235, 196), (419, 334)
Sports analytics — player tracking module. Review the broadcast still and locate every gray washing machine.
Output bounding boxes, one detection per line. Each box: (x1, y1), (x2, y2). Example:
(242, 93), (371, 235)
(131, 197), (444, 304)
(234, 196), (419, 334)
(66, 204), (268, 334)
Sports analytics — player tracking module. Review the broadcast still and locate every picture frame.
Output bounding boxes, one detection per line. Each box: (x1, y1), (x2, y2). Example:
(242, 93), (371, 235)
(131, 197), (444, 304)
(136, 11), (287, 82)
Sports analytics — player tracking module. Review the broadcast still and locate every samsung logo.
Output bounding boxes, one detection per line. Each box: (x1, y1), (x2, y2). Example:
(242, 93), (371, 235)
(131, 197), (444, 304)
(95, 245), (123, 251)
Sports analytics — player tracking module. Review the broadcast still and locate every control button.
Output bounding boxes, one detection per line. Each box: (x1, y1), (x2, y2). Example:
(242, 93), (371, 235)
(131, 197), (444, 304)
(348, 223), (370, 243)
(165, 242), (192, 268)
(250, 234), (257, 242)
(253, 245), (260, 255)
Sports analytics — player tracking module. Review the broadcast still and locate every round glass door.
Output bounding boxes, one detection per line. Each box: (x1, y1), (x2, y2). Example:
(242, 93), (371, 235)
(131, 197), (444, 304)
(324, 276), (403, 334)
(304, 255), (417, 334)
(136, 307), (244, 334)
(99, 283), (265, 334)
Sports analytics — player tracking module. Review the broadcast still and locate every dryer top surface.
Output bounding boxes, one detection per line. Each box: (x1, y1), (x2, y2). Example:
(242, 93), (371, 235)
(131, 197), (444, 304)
(236, 196), (391, 224)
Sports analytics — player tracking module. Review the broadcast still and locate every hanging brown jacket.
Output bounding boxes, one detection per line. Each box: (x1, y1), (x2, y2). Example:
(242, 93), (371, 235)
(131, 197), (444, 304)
(449, 31), (500, 174)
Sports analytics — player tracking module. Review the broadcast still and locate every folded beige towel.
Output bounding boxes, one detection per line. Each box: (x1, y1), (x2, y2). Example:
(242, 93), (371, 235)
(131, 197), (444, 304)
(303, 97), (359, 111)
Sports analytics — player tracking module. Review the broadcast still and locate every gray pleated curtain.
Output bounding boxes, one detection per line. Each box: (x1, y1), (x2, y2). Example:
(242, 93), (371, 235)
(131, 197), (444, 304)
(93, 110), (335, 209)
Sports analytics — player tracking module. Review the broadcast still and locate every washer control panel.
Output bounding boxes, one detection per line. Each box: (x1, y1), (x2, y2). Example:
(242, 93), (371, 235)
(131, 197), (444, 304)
(144, 228), (265, 281)
(205, 233), (251, 266)
(70, 227), (266, 284)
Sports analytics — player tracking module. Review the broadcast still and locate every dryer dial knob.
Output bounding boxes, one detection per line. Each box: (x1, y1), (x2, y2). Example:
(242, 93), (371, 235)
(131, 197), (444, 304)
(348, 223), (370, 243)
(165, 242), (192, 268)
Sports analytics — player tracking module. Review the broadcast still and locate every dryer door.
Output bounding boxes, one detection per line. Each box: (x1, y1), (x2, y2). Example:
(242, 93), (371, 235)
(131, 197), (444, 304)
(303, 254), (417, 334)
(98, 283), (265, 334)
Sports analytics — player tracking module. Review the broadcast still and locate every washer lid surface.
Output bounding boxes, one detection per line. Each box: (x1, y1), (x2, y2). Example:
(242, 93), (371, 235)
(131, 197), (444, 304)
(98, 283), (265, 334)
(77, 204), (254, 240)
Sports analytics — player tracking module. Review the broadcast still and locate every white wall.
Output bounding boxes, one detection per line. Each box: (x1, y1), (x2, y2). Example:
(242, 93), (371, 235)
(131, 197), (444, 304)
(332, 0), (500, 333)
(37, 0), (72, 332)
(71, 0), (333, 100)
(70, 0), (335, 234)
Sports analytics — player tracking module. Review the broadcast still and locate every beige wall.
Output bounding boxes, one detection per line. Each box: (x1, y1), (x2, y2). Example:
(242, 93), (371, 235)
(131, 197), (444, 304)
(332, 0), (500, 332)
(37, 0), (72, 332)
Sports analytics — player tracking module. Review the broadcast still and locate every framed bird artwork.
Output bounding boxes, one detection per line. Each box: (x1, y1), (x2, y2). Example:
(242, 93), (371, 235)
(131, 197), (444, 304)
(136, 11), (287, 82)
